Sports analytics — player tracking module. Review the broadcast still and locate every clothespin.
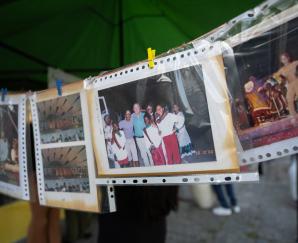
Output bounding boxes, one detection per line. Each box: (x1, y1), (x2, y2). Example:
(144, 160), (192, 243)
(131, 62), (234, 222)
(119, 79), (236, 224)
(147, 47), (156, 69)
(56, 80), (62, 96)
(1, 88), (7, 102)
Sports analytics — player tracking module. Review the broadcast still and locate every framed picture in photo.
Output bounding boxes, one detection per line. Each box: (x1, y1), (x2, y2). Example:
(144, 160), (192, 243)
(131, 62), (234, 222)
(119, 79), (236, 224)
(0, 94), (29, 200)
(87, 42), (240, 176)
(30, 81), (113, 212)
(224, 5), (298, 164)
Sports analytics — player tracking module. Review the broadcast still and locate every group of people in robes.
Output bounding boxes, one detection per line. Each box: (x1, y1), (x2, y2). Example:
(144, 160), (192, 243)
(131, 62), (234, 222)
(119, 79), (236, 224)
(103, 103), (196, 168)
(241, 52), (298, 127)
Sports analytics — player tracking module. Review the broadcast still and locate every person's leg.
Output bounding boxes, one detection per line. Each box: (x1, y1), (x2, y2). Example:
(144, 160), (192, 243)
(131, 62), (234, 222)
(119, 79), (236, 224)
(170, 134), (181, 164)
(225, 184), (237, 207)
(64, 210), (79, 242)
(78, 212), (93, 238)
(125, 140), (133, 164)
(163, 136), (173, 164)
(212, 185), (229, 208)
(130, 139), (139, 167)
(27, 203), (48, 243)
(286, 83), (297, 115)
(136, 137), (150, 167)
(48, 208), (61, 243)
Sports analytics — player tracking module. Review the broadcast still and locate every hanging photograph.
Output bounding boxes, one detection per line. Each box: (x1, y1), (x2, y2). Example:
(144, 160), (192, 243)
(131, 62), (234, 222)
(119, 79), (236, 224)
(37, 93), (84, 144)
(0, 94), (29, 200)
(30, 82), (113, 212)
(224, 6), (298, 164)
(42, 146), (90, 193)
(89, 44), (239, 175)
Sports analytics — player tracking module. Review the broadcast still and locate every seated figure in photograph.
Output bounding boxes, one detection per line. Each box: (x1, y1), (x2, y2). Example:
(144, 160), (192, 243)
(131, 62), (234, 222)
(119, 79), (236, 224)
(132, 103), (153, 167)
(172, 104), (195, 159)
(155, 104), (182, 164)
(119, 110), (139, 167)
(143, 113), (166, 166)
(111, 121), (129, 168)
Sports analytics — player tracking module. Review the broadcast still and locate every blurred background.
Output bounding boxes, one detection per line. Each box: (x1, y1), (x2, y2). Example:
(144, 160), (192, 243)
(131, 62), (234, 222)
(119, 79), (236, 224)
(0, 0), (296, 243)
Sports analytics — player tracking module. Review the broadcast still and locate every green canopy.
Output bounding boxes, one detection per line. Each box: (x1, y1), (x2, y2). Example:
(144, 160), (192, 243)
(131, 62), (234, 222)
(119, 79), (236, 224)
(0, 0), (263, 90)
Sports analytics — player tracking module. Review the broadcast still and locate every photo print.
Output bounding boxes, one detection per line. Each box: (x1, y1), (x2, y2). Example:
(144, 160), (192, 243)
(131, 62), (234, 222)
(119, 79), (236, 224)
(226, 13), (298, 160)
(37, 93), (84, 144)
(0, 104), (19, 185)
(0, 94), (29, 200)
(42, 146), (90, 193)
(30, 82), (111, 212)
(98, 66), (216, 169)
(90, 46), (239, 175)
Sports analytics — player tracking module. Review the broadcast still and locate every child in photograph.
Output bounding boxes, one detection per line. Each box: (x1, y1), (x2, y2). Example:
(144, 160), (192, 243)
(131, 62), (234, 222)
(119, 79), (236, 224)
(111, 122), (129, 168)
(132, 103), (153, 167)
(172, 104), (195, 159)
(156, 104), (182, 164)
(143, 113), (166, 166)
(273, 52), (298, 116)
(119, 110), (139, 167)
(103, 115), (115, 166)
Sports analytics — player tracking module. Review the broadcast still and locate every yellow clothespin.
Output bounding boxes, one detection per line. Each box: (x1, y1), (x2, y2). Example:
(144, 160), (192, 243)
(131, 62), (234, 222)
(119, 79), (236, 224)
(147, 47), (156, 69)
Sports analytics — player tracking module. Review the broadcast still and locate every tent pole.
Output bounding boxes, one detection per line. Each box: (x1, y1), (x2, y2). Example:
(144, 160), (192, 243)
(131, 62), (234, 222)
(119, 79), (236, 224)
(0, 41), (51, 67)
(119, 0), (124, 66)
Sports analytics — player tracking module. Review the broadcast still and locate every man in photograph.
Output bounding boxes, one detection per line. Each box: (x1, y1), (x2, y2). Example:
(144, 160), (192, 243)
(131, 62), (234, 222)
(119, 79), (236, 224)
(119, 110), (139, 167)
(132, 103), (153, 167)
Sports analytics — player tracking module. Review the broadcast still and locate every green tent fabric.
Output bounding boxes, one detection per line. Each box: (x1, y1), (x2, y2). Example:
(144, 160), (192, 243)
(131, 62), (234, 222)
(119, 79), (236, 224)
(0, 0), (264, 90)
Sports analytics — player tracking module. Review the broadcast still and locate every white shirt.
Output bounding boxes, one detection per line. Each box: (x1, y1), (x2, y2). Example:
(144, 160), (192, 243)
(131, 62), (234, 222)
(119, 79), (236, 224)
(144, 125), (162, 149)
(112, 130), (127, 161)
(157, 113), (184, 137)
(104, 124), (113, 140)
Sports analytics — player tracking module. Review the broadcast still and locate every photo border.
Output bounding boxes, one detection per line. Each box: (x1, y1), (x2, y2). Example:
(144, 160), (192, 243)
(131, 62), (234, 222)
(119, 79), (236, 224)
(223, 4), (298, 165)
(0, 94), (29, 200)
(87, 42), (240, 176)
(30, 82), (102, 212)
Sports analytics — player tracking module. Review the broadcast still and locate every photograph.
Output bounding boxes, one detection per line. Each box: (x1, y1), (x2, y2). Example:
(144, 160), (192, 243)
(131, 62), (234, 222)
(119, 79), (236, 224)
(97, 65), (217, 169)
(229, 16), (298, 151)
(42, 146), (90, 193)
(37, 93), (85, 144)
(0, 104), (19, 186)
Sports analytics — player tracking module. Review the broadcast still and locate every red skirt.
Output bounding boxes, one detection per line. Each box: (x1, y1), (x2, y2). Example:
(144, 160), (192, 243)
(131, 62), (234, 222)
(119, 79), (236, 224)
(151, 144), (166, 166)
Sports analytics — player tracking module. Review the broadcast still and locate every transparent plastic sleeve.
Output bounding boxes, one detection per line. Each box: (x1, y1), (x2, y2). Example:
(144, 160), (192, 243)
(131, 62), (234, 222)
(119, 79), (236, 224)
(85, 41), (239, 177)
(222, 5), (298, 165)
(0, 94), (29, 200)
(29, 81), (115, 212)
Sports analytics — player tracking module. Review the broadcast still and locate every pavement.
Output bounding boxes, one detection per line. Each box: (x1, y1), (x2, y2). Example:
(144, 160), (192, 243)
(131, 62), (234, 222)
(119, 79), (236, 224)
(167, 158), (297, 243)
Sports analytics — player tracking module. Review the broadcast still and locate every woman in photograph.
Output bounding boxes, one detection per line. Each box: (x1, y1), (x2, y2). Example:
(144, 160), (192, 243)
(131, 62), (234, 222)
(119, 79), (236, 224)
(172, 104), (195, 159)
(143, 113), (166, 166)
(274, 52), (298, 116)
(155, 104), (182, 164)
(146, 103), (155, 121)
(119, 110), (139, 167)
(111, 122), (129, 168)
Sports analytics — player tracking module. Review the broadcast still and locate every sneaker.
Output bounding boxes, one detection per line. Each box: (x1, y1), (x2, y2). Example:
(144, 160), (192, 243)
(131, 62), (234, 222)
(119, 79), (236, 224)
(212, 207), (232, 216)
(232, 205), (241, 213)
